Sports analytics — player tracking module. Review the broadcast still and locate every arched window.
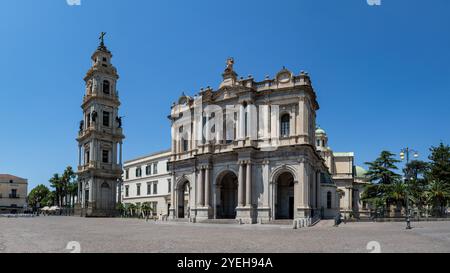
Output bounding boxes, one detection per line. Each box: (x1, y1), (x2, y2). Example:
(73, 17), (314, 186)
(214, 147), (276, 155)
(280, 114), (290, 137)
(103, 80), (110, 94)
(182, 139), (189, 152)
(327, 191), (332, 209)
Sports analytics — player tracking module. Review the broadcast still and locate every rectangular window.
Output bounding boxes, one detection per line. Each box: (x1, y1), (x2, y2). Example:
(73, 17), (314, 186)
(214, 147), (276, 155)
(103, 111), (110, 127)
(102, 150), (109, 163)
(153, 183), (158, 195)
(168, 179), (171, 193)
(125, 169), (129, 180)
(153, 163), (158, 174)
(10, 189), (18, 198)
(146, 165), (151, 175)
(86, 113), (91, 128)
(152, 202), (157, 216)
(85, 151), (90, 164)
(136, 167), (142, 177)
(166, 162), (170, 172)
(147, 183), (151, 195)
(136, 184), (141, 196)
(125, 186), (129, 197)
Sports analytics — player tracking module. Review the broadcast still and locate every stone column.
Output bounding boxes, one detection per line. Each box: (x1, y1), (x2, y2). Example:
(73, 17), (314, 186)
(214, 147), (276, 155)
(197, 169), (204, 207)
(205, 167), (210, 207)
(348, 187), (353, 210)
(238, 103), (245, 140)
(246, 162), (252, 207)
(78, 145), (82, 166)
(296, 161), (310, 218)
(265, 105), (271, 140)
(171, 123), (175, 153)
(89, 141), (94, 163)
(119, 142), (123, 165)
(303, 164), (310, 209)
(238, 162), (245, 207)
(311, 170), (316, 210)
(170, 174), (176, 218)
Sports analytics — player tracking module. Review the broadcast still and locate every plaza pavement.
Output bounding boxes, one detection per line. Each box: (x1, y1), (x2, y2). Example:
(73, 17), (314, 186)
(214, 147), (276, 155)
(0, 216), (449, 253)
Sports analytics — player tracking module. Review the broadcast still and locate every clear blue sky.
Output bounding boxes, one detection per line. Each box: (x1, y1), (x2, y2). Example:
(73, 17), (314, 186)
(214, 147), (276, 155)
(1, 0), (449, 190)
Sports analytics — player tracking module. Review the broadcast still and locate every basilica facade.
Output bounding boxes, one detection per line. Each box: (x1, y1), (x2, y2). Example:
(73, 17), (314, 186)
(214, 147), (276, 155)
(168, 59), (339, 225)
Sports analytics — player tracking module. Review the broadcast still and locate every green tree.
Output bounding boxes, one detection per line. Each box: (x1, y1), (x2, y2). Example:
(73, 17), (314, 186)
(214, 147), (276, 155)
(387, 180), (407, 211)
(28, 184), (50, 208)
(116, 203), (125, 217)
(62, 166), (77, 207)
(41, 191), (56, 207)
(427, 142), (450, 185)
(426, 180), (450, 216)
(363, 151), (401, 209)
(405, 160), (429, 181)
(403, 160), (429, 215)
(49, 174), (63, 207)
(141, 202), (153, 220)
(365, 151), (401, 185)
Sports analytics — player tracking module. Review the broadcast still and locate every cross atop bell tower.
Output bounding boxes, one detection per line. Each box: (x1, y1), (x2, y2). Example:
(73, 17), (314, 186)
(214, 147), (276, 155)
(75, 33), (125, 217)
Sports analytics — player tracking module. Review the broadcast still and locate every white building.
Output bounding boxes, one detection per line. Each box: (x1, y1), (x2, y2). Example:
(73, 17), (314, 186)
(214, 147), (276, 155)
(122, 150), (172, 217)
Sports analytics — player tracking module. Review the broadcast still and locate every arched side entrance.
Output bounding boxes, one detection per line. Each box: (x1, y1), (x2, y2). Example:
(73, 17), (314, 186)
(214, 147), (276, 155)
(275, 172), (295, 219)
(177, 180), (190, 218)
(216, 172), (238, 219)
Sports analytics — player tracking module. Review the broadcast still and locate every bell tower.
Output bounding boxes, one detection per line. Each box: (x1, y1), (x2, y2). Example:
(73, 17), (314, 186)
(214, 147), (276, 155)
(75, 33), (125, 217)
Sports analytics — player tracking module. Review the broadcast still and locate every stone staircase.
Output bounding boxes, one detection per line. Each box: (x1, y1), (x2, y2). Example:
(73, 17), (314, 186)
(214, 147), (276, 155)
(198, 219), (240, 224)
(262, 219), (293, 226)
(171, 218), (190, 223)
(311, 219), (335, 228)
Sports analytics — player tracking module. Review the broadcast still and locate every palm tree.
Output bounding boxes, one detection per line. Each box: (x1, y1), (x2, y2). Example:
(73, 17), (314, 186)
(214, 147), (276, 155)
(127, 203), (137, 218)
(67, 182), (78, 207)
(61, 166), (76, 207)
(426, 180), (450, 216)
(387, 180), (407, 215)
(141, 202), (153, 221)
(116, 203), (125, 217)
(49, 174), (62, 207)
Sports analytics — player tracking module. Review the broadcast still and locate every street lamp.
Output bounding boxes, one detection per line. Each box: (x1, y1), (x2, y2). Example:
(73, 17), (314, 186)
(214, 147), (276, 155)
(399, 147), (419, 230)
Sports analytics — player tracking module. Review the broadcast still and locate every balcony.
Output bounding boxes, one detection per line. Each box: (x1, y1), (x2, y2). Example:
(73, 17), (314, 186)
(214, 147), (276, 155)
(9, 194), (20, 199)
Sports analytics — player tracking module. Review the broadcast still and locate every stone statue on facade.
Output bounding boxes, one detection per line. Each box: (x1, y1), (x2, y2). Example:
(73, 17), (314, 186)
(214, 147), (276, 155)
(116, 116), (122, 128)
(79, 120), (84, 132)
(91, 111), (98, 122)
(225, 57), (234, 72)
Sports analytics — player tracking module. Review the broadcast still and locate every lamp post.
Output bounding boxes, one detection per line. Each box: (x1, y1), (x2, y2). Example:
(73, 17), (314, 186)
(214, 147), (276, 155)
(400, 147), (419, 230)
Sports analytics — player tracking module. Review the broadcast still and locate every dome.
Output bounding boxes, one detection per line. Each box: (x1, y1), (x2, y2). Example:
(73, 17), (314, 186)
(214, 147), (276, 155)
(315, 127), (326, 135)
(354, 166), (367, 178)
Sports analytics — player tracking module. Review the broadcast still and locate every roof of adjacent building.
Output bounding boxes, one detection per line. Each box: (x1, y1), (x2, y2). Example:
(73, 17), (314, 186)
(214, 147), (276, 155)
(315, 127), (326, 135)
(333, 152), (354, 157)
(124, 149), (171, 165)
(0, 174), (27, 182)
(354, 166), (368, 178)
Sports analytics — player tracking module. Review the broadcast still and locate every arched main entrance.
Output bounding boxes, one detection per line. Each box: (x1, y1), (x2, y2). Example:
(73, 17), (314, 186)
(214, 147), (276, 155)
(177, 180), (190, 218)
(276, 172), (295, 219)
(216, 172), (238, 219)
